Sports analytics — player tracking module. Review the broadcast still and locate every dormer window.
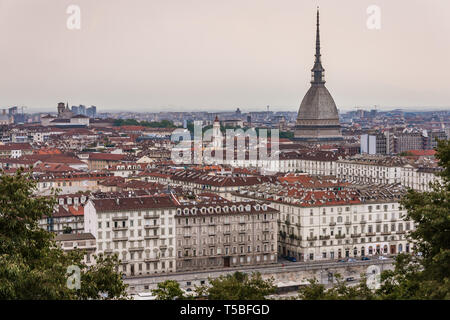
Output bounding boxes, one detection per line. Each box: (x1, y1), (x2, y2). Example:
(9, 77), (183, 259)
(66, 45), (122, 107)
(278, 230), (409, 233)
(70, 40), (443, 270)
(215, 206), (221, 213)
(191, 208), (197, 215)
(183, 208), (189, 215)
(177, 209), (182, 215)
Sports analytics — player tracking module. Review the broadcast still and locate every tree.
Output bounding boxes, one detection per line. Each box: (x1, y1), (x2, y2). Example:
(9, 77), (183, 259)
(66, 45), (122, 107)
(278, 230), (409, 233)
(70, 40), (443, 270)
(0, 169), (128, 299)
(377, 139), (450, 299)
(298, 275), (376, 300)
(151, 280), (185, 300)
(195, 272), (276, 300)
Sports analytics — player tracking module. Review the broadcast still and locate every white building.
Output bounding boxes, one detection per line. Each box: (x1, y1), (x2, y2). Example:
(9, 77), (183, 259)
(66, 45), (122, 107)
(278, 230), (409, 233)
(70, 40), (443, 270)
(84, 195), (179, 276)
(232, 183), (414, 262)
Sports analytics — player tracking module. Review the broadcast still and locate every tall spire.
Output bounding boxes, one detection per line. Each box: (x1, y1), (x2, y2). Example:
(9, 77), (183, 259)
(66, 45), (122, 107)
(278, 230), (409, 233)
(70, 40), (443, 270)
(311, 7), (325, 84)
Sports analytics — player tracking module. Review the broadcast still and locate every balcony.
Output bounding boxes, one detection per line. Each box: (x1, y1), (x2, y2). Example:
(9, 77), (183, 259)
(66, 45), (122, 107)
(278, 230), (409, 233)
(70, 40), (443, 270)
(307, 236), (317, 241)
(335, 234), (345, 239)
(396, 231), (406, 234)
(351, 233), (361, 238)
(319, 235), (330, 240)
(144, 235), (159, 240)
(112, 226), (128, 231)
(144, 225), (159, 229)
(381, 232), (391, 236)
(344, 221), (351, 225)
(144, 214), (159, 219)
(129, 247), (144, 252)
(329, 222), (336, 226)
(112, 236), (128, 242)
(366, 232), (375, 236)
(112, 216), (128, 221)
(144, 257), (160, 262)
(360, 220), (367, 224)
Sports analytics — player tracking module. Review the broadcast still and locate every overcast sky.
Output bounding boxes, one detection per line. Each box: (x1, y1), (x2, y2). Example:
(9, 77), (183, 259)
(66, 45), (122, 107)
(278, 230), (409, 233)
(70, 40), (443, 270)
(0, 0), (449, 113)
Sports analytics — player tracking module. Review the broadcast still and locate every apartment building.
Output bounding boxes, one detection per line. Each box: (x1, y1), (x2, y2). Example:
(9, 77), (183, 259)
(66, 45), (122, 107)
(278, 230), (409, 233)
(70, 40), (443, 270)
(38, 194), (89, 234)
(84, 195), (179, 277)
(54, 233), (96, 265)
(336, 155), (442, 192)
(0, 143), (33, 158)
(175, 201), (278, 272)
(34, 172), (113, 195)
(232, 183), (414, 262)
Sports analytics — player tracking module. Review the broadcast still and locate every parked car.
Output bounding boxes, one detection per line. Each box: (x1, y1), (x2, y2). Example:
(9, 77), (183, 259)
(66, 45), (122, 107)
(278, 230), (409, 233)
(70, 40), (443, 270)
(361, 256), (370, 261)
(346, 277), (355, 282)
(378, 256), (388, 260)
(289, 257), (297, 262)
(347, 258), (356, 262)
(338, 259), (346, 262)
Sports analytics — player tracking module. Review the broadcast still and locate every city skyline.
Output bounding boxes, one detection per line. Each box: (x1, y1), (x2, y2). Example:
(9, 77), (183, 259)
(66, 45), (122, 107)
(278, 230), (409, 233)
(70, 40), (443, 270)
(1, 0), (450, 112)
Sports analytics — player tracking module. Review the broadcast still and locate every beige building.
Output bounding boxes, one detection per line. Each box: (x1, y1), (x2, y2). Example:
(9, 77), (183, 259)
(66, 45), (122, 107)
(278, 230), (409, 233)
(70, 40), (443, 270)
(175, 201), (278, 272)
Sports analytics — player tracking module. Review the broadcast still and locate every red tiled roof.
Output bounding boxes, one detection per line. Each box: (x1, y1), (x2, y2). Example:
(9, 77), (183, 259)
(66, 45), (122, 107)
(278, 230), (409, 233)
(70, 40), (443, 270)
(0, 143), (33, 151)
(88, 153), (127, 161)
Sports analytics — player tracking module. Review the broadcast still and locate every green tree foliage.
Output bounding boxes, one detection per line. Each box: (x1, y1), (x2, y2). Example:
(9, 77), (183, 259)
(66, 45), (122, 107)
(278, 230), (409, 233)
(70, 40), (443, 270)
(195, 272), (276, 300)
(298, 275), (376, 300)
(0, 169), (128, 299)
(378, 139), (450, 299)
(151, 280), (185, 300)
(113, 119), (176, 128)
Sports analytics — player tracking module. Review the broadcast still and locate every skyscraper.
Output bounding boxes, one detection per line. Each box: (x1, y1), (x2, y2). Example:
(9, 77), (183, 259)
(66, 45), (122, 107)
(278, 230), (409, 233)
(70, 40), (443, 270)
(294, 8), (343, 144)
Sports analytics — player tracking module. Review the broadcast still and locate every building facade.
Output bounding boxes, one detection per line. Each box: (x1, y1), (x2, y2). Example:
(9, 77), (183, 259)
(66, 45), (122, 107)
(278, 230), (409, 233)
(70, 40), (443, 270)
(175, 201), (278, 272)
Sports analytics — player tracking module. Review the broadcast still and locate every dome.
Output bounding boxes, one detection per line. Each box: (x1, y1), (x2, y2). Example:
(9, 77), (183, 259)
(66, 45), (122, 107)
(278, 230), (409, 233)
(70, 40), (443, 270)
(297, 84), (339, 121)
(293, 8), (343, 144)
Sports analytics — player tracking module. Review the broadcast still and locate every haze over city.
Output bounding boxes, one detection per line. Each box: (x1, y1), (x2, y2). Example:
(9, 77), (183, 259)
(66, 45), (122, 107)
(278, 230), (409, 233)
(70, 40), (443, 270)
(1, 0), (450, 112)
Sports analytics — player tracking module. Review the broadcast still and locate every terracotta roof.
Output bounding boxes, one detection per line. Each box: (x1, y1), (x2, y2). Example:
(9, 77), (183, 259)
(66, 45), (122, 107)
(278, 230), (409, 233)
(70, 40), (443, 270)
(91, 195), (178, 212)
(88, 153), (127, 161)
(0, 143), (33, 151)
(55, 233), (95, 241)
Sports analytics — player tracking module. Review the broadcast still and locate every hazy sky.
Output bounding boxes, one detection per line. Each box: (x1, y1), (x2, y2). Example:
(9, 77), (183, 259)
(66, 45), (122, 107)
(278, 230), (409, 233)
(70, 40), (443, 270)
(1, 0), (449, 113)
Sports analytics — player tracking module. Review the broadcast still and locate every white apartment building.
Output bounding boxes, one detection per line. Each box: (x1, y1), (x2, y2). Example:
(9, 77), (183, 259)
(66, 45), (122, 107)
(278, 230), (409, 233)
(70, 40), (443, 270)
(337, 156), (442, 192)
(84, 195), (179, 277)
(232, 184), (414, 262)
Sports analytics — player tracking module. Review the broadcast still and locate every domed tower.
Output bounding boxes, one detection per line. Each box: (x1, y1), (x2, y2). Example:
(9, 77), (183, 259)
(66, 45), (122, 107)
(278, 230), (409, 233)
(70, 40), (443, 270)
(294, 8), (343, 144)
